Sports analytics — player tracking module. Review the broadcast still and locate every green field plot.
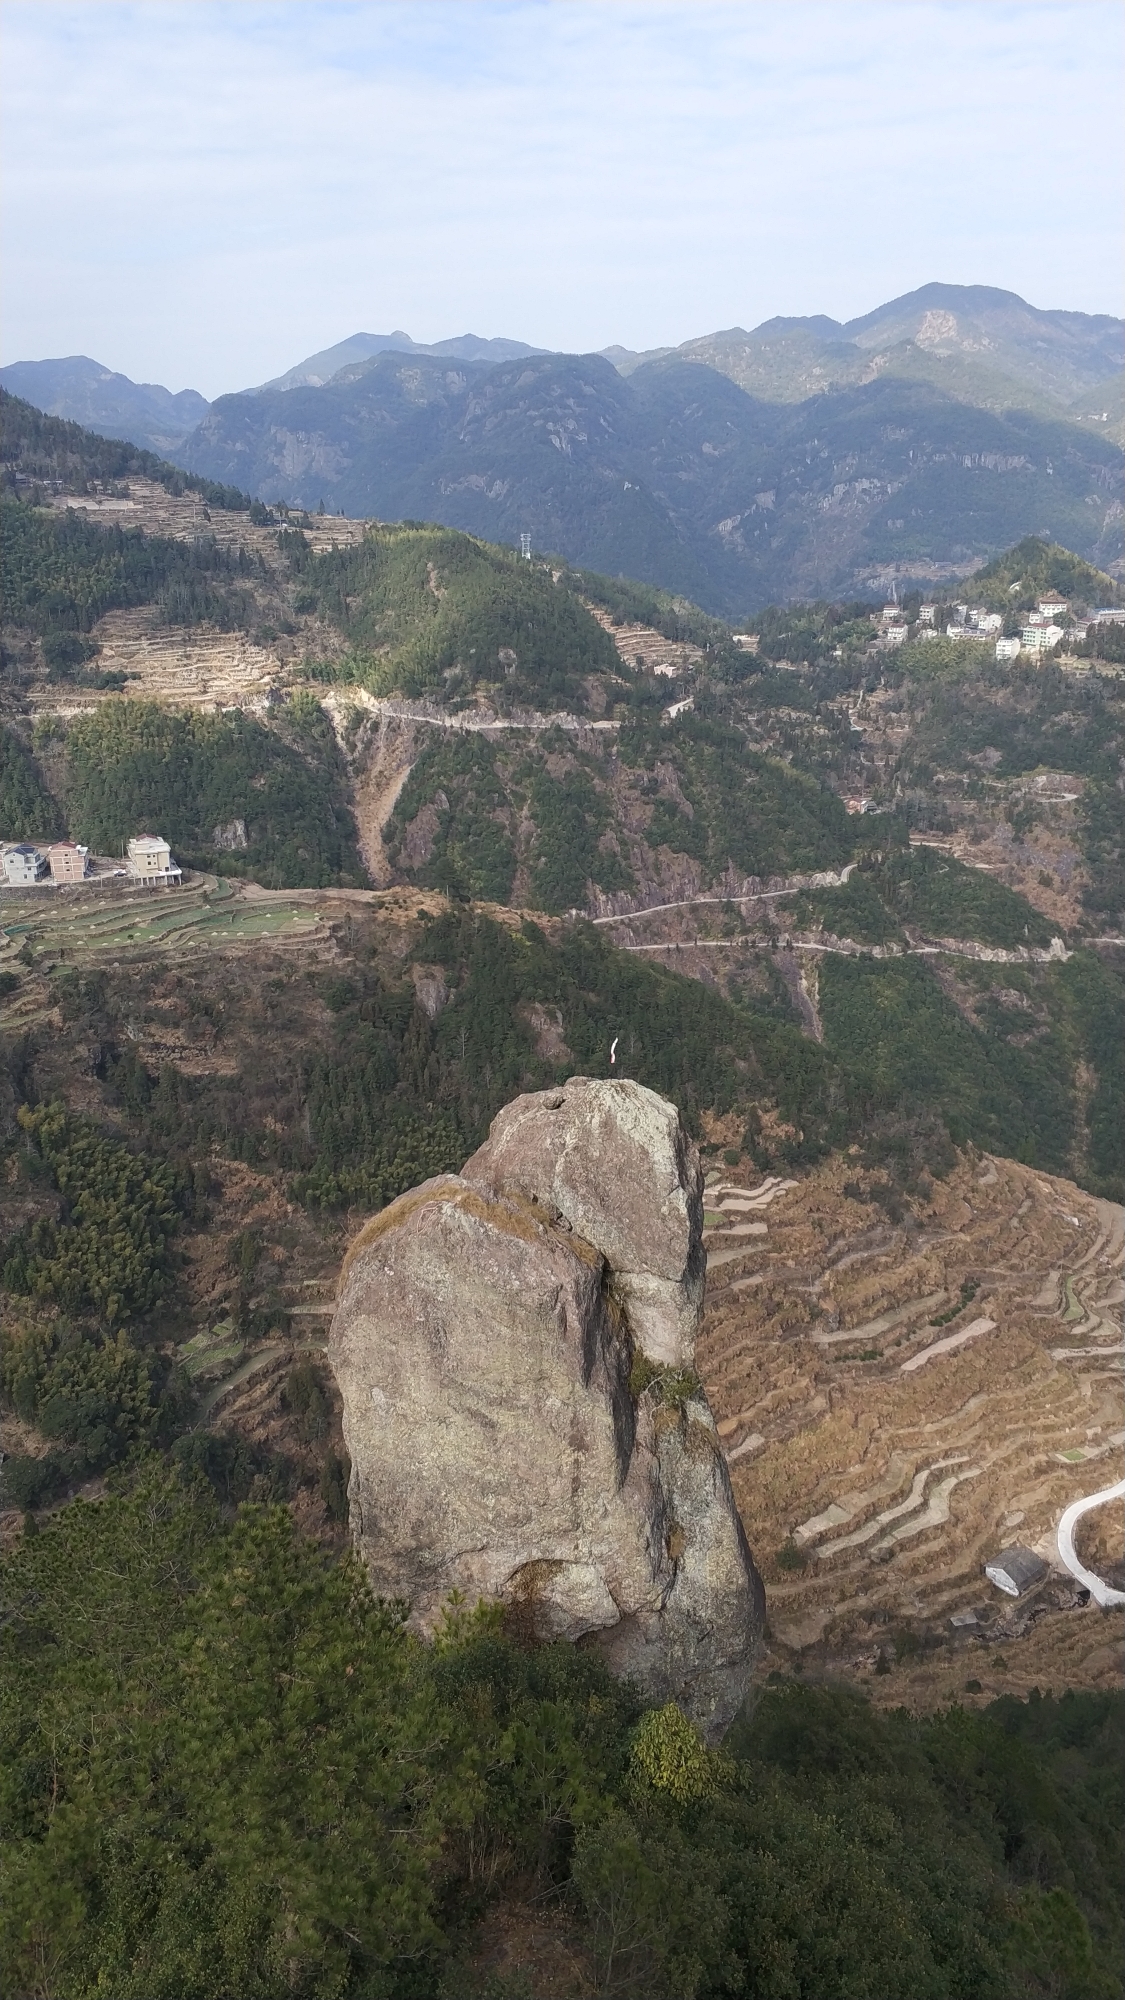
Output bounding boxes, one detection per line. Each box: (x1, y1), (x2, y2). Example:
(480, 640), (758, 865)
(179, 1322), (245, 1381)
(1, 884), (322, 972)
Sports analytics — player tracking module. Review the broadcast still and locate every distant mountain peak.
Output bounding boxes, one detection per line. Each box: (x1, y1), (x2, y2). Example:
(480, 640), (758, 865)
(0, 354), (209, 454)
(251, 329), (548, 395)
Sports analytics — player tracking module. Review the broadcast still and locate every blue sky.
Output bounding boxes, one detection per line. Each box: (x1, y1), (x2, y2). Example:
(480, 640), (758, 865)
(2, 1), (1122, 397)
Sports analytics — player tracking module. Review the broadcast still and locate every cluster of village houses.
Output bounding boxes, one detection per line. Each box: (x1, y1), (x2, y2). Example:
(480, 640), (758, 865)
(1, 834), (181, 891)
(877, 598), (1125, 660)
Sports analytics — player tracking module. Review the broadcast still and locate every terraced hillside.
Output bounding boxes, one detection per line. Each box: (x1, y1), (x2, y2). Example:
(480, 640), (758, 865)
(2, 871), (1120, 1708)
(698, 1151), (1124, 1704)
(3, 403), (1124, 1199)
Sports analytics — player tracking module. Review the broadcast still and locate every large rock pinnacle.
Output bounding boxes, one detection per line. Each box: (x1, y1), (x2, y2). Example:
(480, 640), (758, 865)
(329, 1079), (764, 1738)
(462, 1076), (704, 1368)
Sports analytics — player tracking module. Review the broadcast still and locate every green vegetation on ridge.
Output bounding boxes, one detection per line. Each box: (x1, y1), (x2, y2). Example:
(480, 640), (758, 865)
(293, 521), (621, 709)
(965, 537), (1123, 616)
(1, 497), (265, 662)
(0, 387), (252, 513)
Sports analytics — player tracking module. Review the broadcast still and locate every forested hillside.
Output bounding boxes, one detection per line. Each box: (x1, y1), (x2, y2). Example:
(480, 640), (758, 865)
(2, 403), (1123, 1195)
(3, 1469), (1121, 1999)
(175, 351), (1124, 613)
(0, 388), (251, 512)
(64, 700), (364, 886)
(289, 520), (621, 707)
(1, 497), (267, 665)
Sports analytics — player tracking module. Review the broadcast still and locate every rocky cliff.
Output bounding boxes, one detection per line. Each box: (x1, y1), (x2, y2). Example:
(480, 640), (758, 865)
(329, 1078), (764, 1738)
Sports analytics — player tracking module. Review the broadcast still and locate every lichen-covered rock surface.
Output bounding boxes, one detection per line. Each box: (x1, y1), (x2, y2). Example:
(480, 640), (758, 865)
(330, 1079), (764, 1737)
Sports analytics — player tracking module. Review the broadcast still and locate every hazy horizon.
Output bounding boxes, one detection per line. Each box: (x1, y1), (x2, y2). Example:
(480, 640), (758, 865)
(2, 2), (1123, 400)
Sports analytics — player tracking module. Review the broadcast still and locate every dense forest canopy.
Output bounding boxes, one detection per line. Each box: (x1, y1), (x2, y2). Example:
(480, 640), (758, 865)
(0, 497), (264, 651)
(0, 722), (64, 840)
(2, 1468), (1121, 2000)
(62, 699), (364, 887)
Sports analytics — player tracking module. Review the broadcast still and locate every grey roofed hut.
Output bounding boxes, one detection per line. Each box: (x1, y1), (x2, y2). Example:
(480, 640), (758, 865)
(984, 1545), (1049, 1597)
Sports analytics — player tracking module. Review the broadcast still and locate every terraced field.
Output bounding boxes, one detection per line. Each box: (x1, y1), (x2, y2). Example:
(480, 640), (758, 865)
(0, 875), (332, 997)
(697, 1152), (1124, 1702)
(48, 478), (368, 558)
(25, 479), (363, 718)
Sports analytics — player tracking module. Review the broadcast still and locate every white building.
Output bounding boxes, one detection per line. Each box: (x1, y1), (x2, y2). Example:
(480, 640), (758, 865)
(1093, 607), (1125, 625)
(918, 604), (936, 625)
(881, 623), (909, 647)
(1037, 598), (1068, 619)
(2, 843), (48, 886)
(126, 835), (182, 887)
(1021, 623), (1064, 654)
(969, 610), (1002, 635)
(995, 636), (1022, 662)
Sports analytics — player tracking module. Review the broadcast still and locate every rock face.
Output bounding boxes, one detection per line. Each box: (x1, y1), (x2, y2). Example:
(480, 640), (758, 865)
(330, 1080), (764, 1738)
(463, 1078), (704, 1369)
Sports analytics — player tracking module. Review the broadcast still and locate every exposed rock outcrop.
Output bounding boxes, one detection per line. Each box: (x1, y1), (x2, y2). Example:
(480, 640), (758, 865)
(330, 1079), (764, 1738)
(462, 1077), (704, 1368)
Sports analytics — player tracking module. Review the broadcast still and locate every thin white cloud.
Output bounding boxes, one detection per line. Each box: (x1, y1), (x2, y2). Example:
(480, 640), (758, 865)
(2, 1), (1121, 395)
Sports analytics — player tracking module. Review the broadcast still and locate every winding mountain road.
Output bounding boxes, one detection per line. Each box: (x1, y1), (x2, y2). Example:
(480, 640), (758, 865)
(1056, 1477), (1125, 1608)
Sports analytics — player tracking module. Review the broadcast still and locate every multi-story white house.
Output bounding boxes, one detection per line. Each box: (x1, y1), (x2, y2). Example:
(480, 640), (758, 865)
(995, 637), (1022, 662)
(2, 843), (49, 886)
(127, 835), (182, 887)
(1020, 623), (1064, 654)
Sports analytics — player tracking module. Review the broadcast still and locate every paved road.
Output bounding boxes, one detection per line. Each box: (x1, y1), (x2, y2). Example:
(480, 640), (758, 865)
(1056, 1476), (1125, 1608)
(615, 935), (1070, 966)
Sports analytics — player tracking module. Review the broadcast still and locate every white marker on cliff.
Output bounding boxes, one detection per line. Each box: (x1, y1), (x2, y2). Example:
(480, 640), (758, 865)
(609, 1036), (619, 1065)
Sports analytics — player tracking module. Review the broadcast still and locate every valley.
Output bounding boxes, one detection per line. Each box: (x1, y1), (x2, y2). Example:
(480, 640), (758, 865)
(2, 395), (1122, 1727)
(5, 0), (1125, 1971)
(7, 284), (1122, 615)
(2, 865), (1121, 1725)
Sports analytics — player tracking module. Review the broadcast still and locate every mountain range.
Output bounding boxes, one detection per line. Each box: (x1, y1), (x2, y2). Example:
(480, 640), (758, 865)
(4, 284), (1121, 614)
(0, 354), (210, 457)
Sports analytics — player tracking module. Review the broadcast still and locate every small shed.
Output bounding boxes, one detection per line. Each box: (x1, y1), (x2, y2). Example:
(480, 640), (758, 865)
(984, 1546), (1048, 1598)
